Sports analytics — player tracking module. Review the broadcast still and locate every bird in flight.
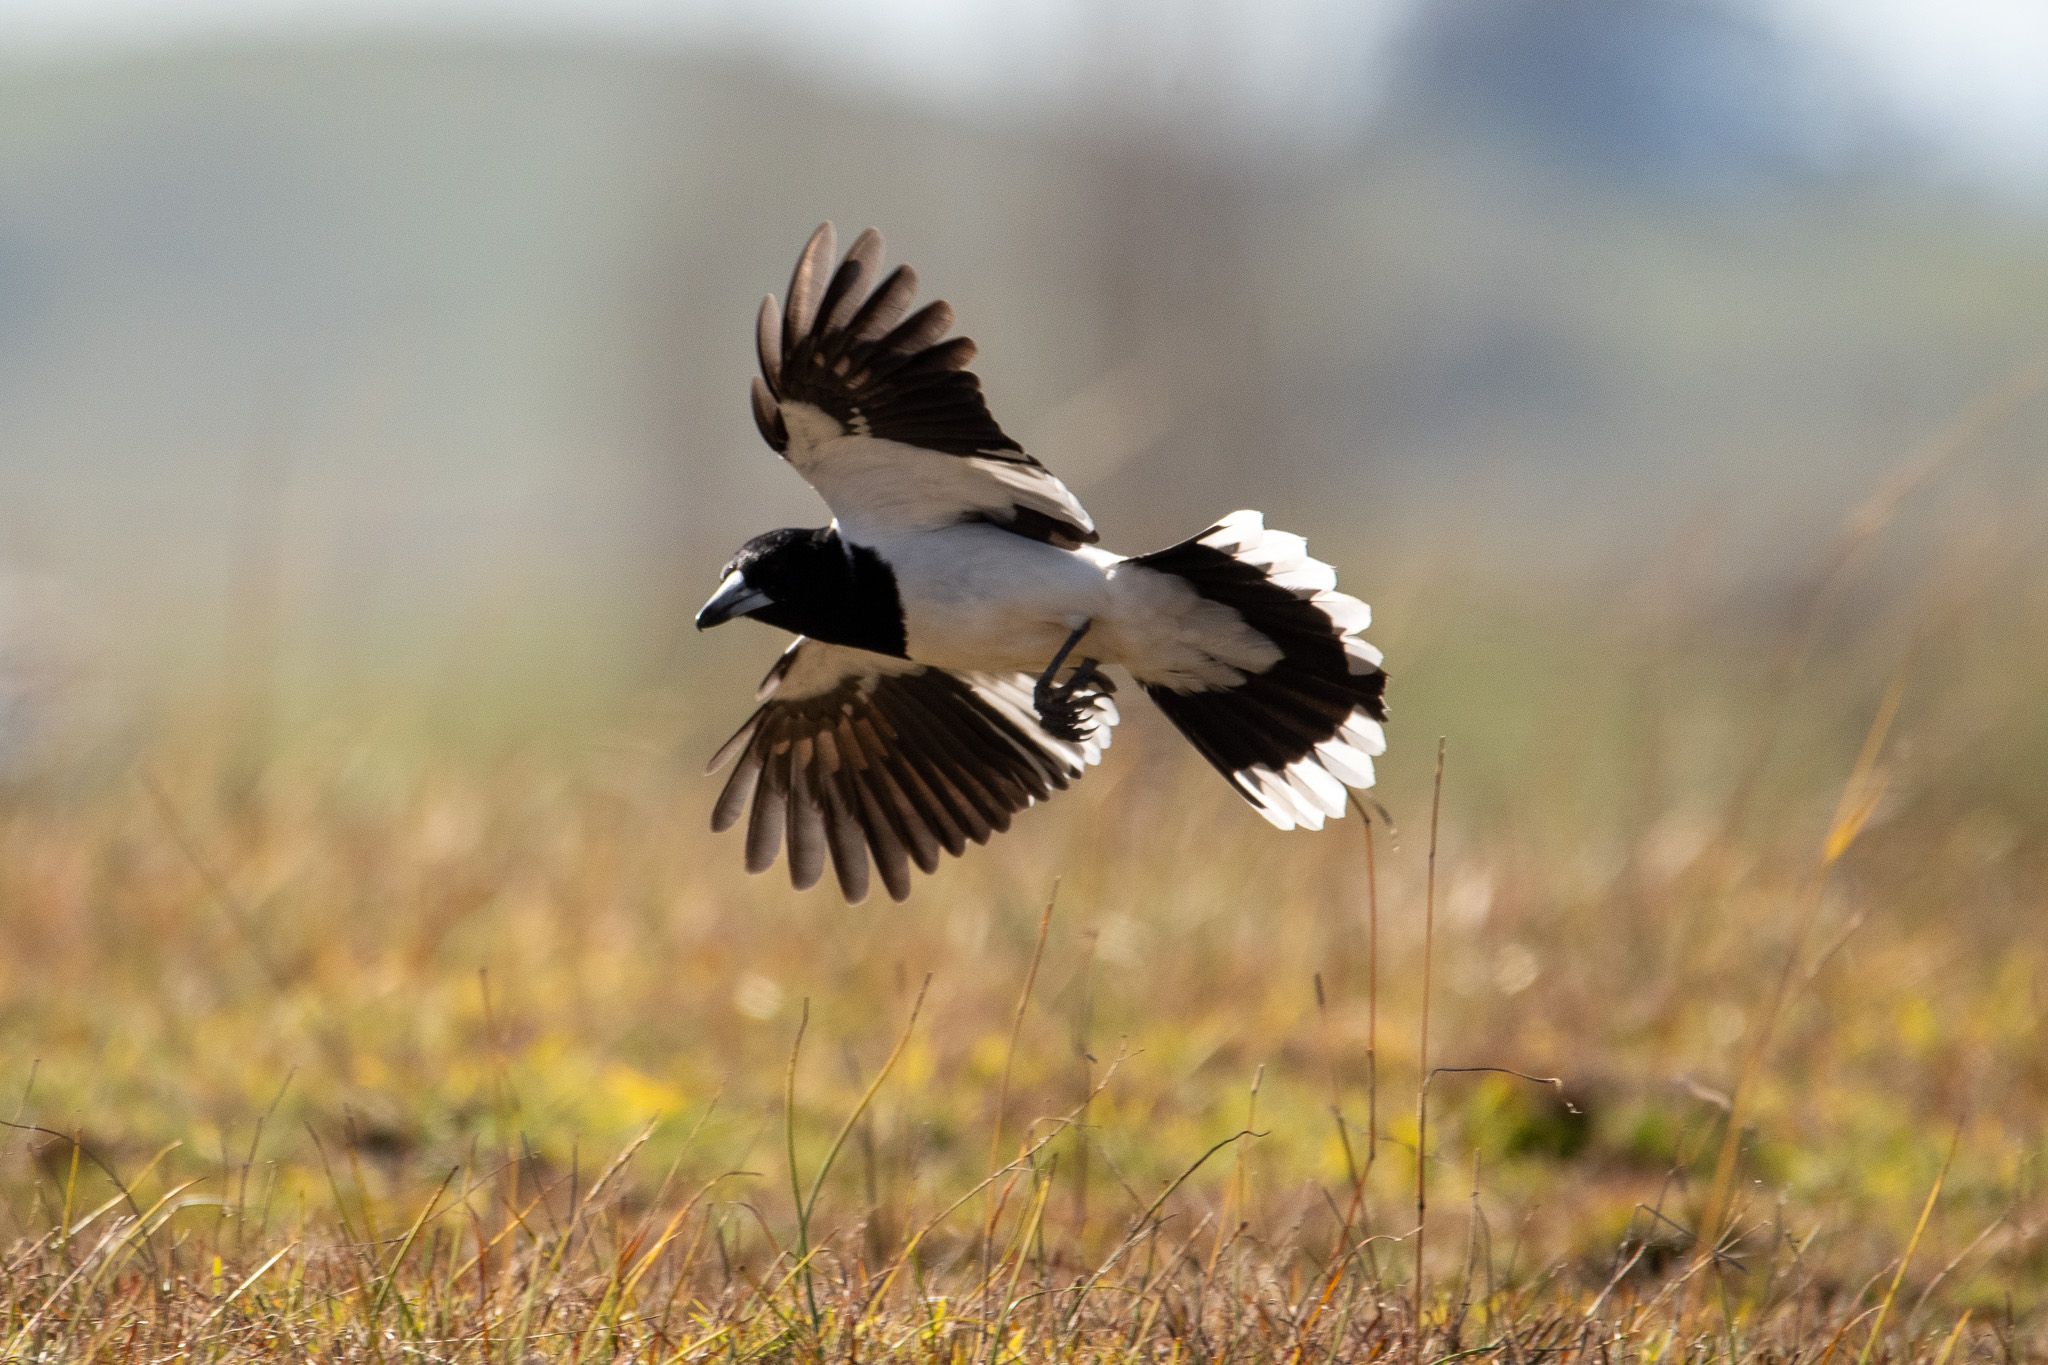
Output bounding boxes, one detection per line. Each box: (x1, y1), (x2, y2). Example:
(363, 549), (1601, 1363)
(697, 225), (1387, 902)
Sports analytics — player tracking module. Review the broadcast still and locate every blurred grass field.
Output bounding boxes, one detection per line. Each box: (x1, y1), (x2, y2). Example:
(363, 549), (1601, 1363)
(4, 378), (2048, 1360)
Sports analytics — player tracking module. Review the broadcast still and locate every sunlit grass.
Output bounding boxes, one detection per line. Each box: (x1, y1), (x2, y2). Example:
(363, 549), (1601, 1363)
(6, 440), (2048, 1357)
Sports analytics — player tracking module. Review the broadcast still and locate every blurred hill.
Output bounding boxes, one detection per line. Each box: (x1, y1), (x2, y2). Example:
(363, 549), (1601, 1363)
(1, 30), (2044, 701)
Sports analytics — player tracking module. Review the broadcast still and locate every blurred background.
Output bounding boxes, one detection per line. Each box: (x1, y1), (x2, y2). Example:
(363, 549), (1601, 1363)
(5, 4), (2048, 1343)
(3, 0), (2045, 755)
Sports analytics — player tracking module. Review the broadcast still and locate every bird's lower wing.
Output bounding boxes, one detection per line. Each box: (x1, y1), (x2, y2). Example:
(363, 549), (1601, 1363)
(708, 639), (1116, 903)
(751, 224), (1097, 548)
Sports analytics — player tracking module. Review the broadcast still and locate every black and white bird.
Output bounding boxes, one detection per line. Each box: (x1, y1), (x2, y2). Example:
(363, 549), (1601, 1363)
(696, 225), (1387, 902)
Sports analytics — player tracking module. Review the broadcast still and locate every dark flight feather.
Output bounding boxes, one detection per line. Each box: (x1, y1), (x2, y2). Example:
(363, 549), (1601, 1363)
(708, 642), (1114, 903)
(750, 224), (1096, 545)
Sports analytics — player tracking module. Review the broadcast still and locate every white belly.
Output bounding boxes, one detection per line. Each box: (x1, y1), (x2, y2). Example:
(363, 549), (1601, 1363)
(867, 525), (1280, 689)
(875, 526), (1115, 674)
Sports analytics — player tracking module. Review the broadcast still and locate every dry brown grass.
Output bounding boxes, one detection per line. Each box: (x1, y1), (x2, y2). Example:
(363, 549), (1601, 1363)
(5, 379), (2048, 1359)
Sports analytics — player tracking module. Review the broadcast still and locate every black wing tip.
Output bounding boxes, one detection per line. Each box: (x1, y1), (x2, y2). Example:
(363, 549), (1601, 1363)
(709, 659), (1107, 904)
(750, 375), (788, 452)
(762, 224), (1024, 460)
(783, 223), (837, 340)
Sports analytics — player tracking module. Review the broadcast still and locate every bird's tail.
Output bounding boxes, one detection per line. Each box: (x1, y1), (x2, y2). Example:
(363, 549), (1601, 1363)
(1131, 510), (1386, 830)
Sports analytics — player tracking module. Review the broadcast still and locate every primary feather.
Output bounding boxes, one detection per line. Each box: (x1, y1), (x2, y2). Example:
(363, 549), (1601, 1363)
(751, 224), (1097, 548)
(708, 640), (1115, 903)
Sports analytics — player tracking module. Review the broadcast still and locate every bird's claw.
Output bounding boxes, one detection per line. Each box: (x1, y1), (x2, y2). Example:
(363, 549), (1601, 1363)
(1039, 697), (1097, 744)
(1034, 660), (1110, 743)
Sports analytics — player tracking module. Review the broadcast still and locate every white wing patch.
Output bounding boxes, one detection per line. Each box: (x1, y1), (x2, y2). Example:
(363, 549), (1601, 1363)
(778, 407), (1096, 548)
(751, 226), (1098, 547)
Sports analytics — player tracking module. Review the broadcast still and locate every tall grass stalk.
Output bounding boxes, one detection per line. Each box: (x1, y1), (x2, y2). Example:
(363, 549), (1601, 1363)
(1414, 736), (1446, 1346)
(785, 976), (931, 1335)
(1854, 1124), (1960, 1365)
(984, 885), (1056, 1280)
(1697, 673), (1906, 1257)
(1364, 812), (1380, 1175)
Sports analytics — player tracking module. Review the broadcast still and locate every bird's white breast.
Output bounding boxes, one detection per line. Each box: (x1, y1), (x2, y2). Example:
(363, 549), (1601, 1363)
(871, 525), (1115, 674)
(862, 523), (1284, 691)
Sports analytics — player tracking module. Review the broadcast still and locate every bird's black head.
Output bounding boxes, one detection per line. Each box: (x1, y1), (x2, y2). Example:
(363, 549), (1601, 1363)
(696, 526), (908, 657)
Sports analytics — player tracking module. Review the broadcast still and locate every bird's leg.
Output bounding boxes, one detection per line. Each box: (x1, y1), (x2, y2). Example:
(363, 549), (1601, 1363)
(1032, 622), (1108, 743)
(1032, 621), (1091, 697)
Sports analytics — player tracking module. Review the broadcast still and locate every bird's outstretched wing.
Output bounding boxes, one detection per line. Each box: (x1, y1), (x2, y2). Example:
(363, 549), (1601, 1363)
(750, 224), (1097, 548)
(708, 640), (1116, 903)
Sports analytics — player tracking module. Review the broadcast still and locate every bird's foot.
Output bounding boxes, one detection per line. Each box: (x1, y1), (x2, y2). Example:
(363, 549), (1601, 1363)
(1034, 658), (1111, 743)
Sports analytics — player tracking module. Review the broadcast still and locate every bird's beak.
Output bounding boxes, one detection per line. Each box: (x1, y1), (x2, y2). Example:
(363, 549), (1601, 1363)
(696, 571), (771, 630)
